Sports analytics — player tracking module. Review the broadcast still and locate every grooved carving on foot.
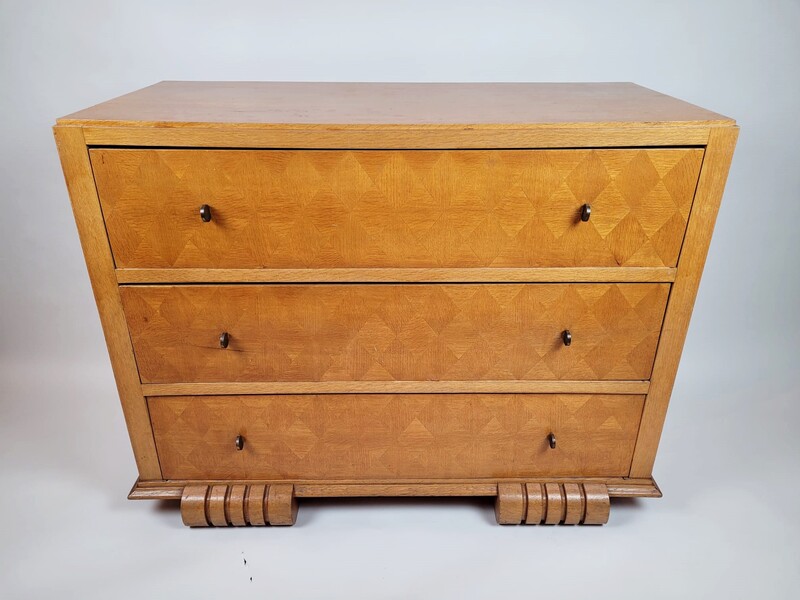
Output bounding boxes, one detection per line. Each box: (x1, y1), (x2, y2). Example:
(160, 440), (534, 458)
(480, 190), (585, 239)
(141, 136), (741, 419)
(496, 482), (609, 525)
(180, 484), (297, 527)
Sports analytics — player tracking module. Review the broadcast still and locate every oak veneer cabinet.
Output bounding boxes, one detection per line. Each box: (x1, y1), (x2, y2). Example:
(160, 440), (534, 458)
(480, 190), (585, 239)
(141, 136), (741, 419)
(54, 82), (737, 527)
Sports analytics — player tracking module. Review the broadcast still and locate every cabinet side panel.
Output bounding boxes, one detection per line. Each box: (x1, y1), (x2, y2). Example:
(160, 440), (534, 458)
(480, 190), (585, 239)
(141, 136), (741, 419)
(53, 125), (162, 480)
(629, 126), (739, 477)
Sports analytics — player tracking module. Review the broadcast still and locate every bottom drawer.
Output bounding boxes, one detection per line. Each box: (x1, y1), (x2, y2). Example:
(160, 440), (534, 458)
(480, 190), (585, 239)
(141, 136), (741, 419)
(149, 394), (643, 480)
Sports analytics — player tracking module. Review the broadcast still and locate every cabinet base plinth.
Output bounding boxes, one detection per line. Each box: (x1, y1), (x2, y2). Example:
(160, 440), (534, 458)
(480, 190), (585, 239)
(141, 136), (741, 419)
(495, 482), (610, 525)
(180, 484), (297, 527)
(144, 478), (645, 527)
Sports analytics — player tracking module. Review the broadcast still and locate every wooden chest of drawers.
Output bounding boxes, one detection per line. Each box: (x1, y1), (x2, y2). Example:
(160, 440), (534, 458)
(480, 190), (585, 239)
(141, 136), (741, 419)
(55, 82), (737, 527)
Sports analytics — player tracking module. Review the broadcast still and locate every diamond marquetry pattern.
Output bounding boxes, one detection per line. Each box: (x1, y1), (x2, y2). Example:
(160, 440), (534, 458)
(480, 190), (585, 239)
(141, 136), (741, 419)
(148, 394), (645, 480)
(92, 148), (704, 269)
(120, 283), (669, 383)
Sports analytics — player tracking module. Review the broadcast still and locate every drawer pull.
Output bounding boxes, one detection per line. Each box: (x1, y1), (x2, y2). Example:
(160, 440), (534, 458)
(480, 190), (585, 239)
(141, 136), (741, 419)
(235, 435), (245, 451)
(548, 433), (557, 449)
(219, 332), (230, 349)
(580, 203), (592, 222)
(200, 204), (212, 222)
(562, 330), (572, 346)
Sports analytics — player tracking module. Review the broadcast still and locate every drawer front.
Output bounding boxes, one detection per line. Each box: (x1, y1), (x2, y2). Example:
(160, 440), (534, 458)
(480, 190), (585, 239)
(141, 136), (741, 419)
(149, 394), (644, 480)
(92, 148), (703, 269)
(121, 283), (669, 383)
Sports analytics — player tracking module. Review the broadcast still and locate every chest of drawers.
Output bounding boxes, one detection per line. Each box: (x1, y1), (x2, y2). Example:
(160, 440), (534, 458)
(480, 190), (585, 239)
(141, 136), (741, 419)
(55, 82), (737, 527)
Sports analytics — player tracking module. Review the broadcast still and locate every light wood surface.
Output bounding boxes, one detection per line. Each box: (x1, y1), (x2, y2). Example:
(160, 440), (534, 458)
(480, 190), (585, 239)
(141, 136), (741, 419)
(494, 482), (609, 525)
(56, 82), (738, 527)
(629, 126), (739, 477)
(53, 126), (161, 480)
(544, 482), (565, 524)
(129, 477), (661, 500)
(148, 394), (644, 480)
(93, 148), (702, 269)
(267, 484), (299, 526)
(115, 266), (677, 284)
(496, 483), (526, 525)
(207, 485), (228, 526)
(179, 485), (209, 527)
(178, 483), (298, 527)
(121, 283), (669, 384)
(58, 82), (733, 128)
(563, 482), (584, 525)
(525, 483), (545, 524)
(140, 380), (650, 396)
(583, 483), (611, 524)
(285, 483), (497, 497)
(81, 124), (713, 149)
(227, 484), (247, 526)
(247, 484), (268, 526)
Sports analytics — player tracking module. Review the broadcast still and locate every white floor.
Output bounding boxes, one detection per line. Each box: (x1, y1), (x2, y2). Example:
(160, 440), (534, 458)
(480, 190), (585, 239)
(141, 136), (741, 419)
(1, 356), (798, 599)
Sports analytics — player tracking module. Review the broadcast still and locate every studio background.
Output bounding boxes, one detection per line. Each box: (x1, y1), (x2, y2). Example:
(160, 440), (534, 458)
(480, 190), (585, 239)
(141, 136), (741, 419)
(1, 1), (798, 597)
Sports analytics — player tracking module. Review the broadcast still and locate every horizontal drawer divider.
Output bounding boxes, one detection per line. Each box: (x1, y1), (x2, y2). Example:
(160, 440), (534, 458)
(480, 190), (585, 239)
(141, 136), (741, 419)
(141, 380), (650, 396)
(117, 267), (677, 284)
(83, 125), (713, 148)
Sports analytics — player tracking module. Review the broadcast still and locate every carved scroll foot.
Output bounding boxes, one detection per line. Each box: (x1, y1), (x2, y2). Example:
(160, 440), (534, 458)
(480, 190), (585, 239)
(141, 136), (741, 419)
(181, 484), (298, 527)
(495, 482), (610, 525)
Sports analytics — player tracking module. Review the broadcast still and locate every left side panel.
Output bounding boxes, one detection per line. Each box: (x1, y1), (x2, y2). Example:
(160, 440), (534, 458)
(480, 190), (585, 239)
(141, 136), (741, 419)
(53, 126), (162, 480)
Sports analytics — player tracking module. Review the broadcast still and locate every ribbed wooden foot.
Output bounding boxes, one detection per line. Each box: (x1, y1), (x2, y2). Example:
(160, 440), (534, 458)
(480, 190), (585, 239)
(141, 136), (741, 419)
(181, 484), (298, 527)
(495, 482), (610, 525)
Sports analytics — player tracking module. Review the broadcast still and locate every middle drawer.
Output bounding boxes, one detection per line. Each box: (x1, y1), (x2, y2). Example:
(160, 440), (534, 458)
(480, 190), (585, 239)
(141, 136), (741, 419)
(121, 283), (669, 384)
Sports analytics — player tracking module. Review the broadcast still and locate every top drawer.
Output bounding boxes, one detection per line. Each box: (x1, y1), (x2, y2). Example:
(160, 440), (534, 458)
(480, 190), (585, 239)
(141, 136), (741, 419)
(91, 148), (703, 269)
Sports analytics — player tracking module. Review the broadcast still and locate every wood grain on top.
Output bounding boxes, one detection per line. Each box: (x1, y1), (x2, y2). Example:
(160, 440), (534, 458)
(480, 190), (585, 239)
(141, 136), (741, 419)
(57, 81), (734, 128)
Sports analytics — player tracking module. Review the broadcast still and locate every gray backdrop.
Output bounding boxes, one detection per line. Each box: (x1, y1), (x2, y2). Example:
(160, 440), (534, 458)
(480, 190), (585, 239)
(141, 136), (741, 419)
(1, 1), (798, 598)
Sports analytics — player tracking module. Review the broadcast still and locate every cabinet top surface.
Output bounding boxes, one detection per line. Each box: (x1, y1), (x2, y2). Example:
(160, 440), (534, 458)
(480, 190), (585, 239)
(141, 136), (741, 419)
(57, 81), (734, 129)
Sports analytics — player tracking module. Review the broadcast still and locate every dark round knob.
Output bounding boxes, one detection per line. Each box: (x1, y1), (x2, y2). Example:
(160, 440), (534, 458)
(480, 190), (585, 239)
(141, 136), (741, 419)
(548, 433), (557, 449)
(562, 330), (572, 346)
(580, 203), (592, 222)
(200, 204), (212, 222)
(235, 435), (245, 451)
(219, 331), (230, 349)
